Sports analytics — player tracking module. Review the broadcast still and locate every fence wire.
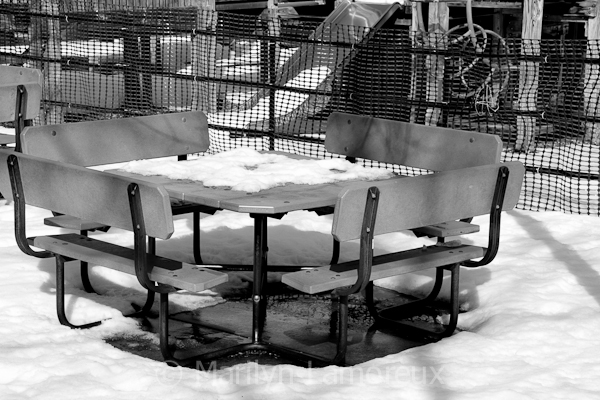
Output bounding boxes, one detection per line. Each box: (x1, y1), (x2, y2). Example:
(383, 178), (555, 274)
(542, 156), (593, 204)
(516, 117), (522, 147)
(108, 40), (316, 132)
(2, 0), (600, 215)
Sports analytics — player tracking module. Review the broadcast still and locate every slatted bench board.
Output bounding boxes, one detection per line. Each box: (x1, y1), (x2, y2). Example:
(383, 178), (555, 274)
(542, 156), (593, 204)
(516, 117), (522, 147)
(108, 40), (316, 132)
(325, 112), (503, 171)
(283, 244), (484, 294)
(411, 220), (480, 238)
(20, 110), (209, 167)
(31, 234), (227, 292)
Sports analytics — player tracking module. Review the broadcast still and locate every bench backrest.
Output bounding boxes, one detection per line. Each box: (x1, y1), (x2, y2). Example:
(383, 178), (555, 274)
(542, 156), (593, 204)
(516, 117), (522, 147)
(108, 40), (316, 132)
(325, 112), (503, 171)
(20, 111), (209, 167)
(0, 66), (43, 123)
(332, 161), (524, 242)
(0, 149), (174, 240)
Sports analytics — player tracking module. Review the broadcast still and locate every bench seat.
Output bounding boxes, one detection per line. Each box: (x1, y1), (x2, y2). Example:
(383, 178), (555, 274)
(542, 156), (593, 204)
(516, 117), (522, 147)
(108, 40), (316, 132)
(283, 244), (484, 294)
(32, 234), (227, 293)
(411, 220), (480, 238)
(44, 215), (109, 232)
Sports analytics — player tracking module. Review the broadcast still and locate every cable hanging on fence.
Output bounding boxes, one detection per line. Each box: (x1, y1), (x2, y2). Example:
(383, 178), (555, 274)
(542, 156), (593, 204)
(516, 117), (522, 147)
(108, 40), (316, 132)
(414, 0), (513, 114)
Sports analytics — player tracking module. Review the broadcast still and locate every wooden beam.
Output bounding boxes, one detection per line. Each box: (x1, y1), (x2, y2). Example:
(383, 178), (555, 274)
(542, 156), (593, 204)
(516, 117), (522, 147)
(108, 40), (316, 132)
(584, 9), (600, 144)
(424, 2), (449, 126)
(446, 1), (522, 8)
(44, 0), (62, 125)
(409, 2), (423, 123)
(192, 0), (218, 114)
(516, 0), (544, 152)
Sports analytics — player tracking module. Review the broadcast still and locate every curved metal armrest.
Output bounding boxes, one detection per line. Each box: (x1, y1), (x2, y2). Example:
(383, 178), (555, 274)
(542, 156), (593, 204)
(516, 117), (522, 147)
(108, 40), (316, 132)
(334, 187), (379, 297)
(7, 154), (52, 258)
(128, 183), (174, 294)
(462, 166), (509, 268)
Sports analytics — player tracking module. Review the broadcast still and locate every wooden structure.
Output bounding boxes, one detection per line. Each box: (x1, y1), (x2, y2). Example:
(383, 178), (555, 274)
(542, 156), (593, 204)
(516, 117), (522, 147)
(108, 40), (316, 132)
(413, 0), (599, 150)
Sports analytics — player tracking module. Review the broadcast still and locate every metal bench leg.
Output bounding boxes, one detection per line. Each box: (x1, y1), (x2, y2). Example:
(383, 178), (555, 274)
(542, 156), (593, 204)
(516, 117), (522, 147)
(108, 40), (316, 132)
(80, 261), (96, 294)
(56, 255), (102, 329)
(366, 264), (460, 342)
(329, 238), (340, 265)
(79, 231), (97, 294)
(332, 295), (348, 366)
(192, 210), (203, 265)
(126, 290), (156, 319)
(157, 215), (339, 369)
(365, 266), (445, 323)
(77, 231), (98, 295)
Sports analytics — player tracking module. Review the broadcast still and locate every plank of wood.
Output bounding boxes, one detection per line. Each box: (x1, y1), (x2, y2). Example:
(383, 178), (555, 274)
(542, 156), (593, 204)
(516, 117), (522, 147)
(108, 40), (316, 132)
(331, 162), (524, 242)
(20, 111), (210, 167)
(33, 234), (227, 293)
(0, 66), (43, 122)
(282, 244), (483, 294)
(325, 112), (503, 171)
(44, 215), (108, 231)
(515, 0), (544, 152)
(584, 15), (600, 144)
(12, 151), (174, 240)
(412, 220), (480, 238)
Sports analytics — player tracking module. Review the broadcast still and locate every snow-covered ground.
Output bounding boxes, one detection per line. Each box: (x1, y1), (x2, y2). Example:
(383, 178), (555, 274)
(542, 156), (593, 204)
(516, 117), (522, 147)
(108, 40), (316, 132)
(0, 180), (599, 399)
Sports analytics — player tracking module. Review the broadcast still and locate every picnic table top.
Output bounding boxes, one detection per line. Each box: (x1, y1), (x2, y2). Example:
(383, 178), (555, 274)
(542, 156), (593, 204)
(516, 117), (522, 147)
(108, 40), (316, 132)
(108, 151), (404, 214)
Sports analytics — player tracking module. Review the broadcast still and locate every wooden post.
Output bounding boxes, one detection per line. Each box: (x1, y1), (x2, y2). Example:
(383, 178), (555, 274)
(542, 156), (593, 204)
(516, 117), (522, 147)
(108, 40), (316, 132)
(493, 9), (505, 37)
(266, 0), (279, 150)
(192, 1), (218, 114)
(424, 2), (449, 126)
(515, 0), (544, 152)
(409, 2), (422, 123)
(45, 0), (62, 125)
(28, 0), (45, 123)
(584, 10), (600, 144)
(28, 0), (62, 125)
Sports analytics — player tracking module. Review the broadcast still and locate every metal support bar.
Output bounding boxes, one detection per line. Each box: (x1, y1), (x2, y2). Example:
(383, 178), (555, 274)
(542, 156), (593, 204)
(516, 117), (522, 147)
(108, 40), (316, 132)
(56, 255), (102, 329)
(335, 187), (379, 297)
(368, 263), (461, 342)
(14, 85), (27, 153)
(7, 154), (52, 258)
(128, 182), (173, 294)
(77, 229), (98, 294)
(463, 166), (509, 268)
(157, 212), (350, 368)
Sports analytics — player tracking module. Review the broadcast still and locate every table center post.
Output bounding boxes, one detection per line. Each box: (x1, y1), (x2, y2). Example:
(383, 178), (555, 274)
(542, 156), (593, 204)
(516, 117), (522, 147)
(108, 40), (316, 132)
(251, 214), (269, 344)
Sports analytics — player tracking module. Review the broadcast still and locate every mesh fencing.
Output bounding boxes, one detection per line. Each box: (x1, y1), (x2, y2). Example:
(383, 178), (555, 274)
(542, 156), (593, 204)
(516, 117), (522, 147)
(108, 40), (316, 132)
(1, 0), (600, 215)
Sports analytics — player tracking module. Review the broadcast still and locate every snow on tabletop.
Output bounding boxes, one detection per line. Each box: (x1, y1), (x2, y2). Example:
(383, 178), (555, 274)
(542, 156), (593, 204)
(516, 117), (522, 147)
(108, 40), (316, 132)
(119, 147), (395, 193)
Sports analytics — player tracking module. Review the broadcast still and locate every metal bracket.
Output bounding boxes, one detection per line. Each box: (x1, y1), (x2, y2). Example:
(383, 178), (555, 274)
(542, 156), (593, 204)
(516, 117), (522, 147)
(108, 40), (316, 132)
(463, 166), (510, 267)
(7, 154), (52, 258)
(335, 186), (379, 297)
(128, 182), (173, 294)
